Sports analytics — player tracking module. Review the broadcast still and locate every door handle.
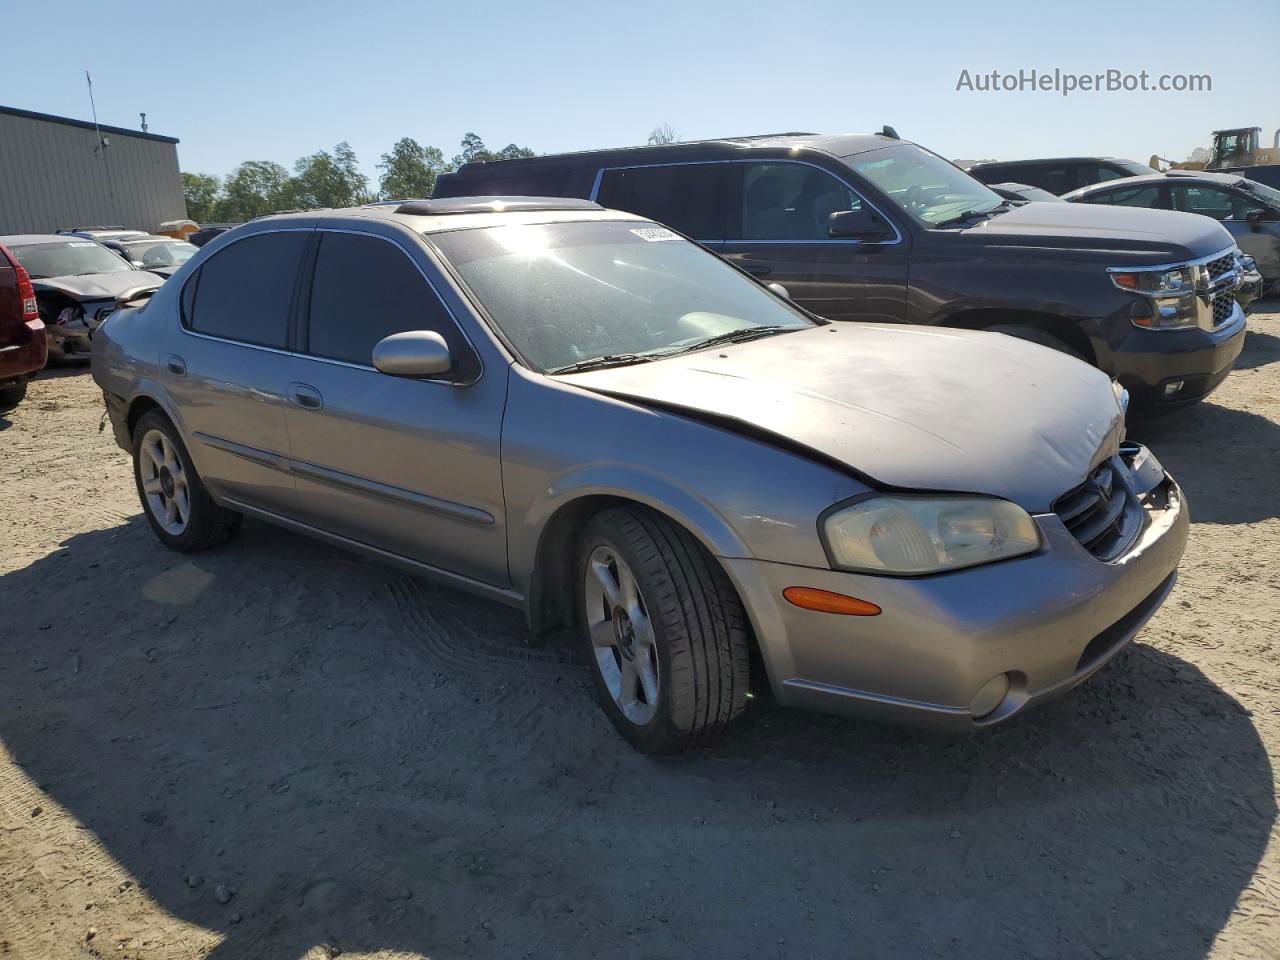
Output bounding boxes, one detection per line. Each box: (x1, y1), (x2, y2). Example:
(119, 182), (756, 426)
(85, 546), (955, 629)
(288, 382), (324, 411)
(744, 264), (772, 277)
(166, 354), (186, 376)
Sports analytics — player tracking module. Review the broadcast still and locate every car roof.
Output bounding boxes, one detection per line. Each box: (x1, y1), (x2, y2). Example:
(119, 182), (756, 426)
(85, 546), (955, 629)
(969, 156), (1139, 168)
(1067, 171), (1247, 197)
(249, 198), (652, 235)
(444, 132), (902, 175)
(0, 233), (105, 246)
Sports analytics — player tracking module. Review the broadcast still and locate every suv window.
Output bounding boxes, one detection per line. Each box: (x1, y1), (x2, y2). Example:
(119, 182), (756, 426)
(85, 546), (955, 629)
(1169, 185), (1252, 221)
(594, 164), (726, 240)
(305, 231), (477, 379)
(1084, 184), (1163, 208)
(185, 231), (307, 348)
(739, 163), (862, 241)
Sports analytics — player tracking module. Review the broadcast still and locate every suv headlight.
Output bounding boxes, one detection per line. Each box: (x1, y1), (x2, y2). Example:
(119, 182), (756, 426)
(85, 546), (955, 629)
(1108, 263), (1199, 330)
(821, 495), (1041, 576)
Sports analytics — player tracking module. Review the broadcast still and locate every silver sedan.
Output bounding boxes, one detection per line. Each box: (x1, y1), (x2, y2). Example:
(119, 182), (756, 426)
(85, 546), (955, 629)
(91, 197), (1187, 753)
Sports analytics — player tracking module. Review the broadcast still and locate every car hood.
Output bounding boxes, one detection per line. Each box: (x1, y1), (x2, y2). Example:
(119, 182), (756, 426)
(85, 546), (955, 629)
(966, 201), (1233, 263)
(31, 270), (164, 300)
(562, 325), (1124, 512)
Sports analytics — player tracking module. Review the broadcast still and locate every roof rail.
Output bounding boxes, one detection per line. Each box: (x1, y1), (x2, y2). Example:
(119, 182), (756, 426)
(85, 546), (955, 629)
(394, 197), (603, 216)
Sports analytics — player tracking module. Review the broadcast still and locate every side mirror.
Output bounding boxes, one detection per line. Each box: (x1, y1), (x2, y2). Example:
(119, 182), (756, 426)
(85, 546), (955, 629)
(766, 282), (791, 300)
(1246, 208), (1268, 230)
(829, 208), (889, 241)
(372, 330), (453, 377)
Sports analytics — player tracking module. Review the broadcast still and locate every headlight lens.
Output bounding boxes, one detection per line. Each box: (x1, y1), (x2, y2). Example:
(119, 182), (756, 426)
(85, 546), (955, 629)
(823, 496), (1041, 575)
(1109, 266), (1195, 295)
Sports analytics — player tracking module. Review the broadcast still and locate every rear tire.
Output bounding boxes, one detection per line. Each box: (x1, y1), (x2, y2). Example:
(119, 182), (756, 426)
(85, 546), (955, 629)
(0, 380), (27, 411)
(132, 410), (242, 552)
(987, 324), (1085, 361)
(576, 506), (751, 754)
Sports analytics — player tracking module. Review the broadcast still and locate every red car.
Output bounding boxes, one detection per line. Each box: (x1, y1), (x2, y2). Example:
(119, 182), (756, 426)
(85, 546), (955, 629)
(0, 243), (48, 409)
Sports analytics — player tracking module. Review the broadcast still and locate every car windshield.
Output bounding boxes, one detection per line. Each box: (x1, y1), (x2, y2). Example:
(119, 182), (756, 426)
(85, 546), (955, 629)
(7, 240), (130, 279)
(431, 219), (814, 373)
(121, 239), (198, 268)
(1242, 179), (1280, 209)
(847, 143), (1005, 226)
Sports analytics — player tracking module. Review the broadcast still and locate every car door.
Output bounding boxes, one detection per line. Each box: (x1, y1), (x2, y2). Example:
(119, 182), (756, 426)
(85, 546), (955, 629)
(718, 160), (910, 323)
(1168, 184), (1278, 274)
(283, 228), (509, 586)
(165, 229), (308, 518)
(592, 161), (730, 246)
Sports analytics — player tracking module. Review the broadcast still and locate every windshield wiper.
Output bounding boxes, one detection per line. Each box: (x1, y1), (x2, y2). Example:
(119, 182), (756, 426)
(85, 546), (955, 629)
(670, 324), (797, 355)
(547, 354), (655, 375)
(934, 201), (1010, 229)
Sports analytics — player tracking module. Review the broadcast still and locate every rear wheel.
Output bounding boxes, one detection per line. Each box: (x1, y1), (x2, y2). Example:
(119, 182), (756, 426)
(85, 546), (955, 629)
(577, 506), (751, 754)
(0, 380), (27, 411)
(132, 410), (242, 551)
(986, 324), (1085, 361)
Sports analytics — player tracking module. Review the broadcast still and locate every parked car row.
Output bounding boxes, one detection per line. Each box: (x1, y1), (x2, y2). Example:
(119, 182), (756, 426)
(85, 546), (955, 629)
(91, 129), (1239, 753)
(437, 131), (1259, 412)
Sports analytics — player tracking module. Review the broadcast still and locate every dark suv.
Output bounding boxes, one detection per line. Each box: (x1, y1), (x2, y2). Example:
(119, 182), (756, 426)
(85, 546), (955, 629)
(435, 133), (1248, 412)
(967, 157), (1158, 196)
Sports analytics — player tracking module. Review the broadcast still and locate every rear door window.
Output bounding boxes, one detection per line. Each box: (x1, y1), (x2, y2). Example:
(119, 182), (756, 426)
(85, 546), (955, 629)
(594, 164), (727, 241)
(1083, 184), (1164, 208)
(184, 232), (307, 348)
(303, 231), (478, 380)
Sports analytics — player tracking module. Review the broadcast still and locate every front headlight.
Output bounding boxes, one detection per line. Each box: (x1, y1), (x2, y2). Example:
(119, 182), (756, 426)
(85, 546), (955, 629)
(822, 495), (1041, 575)
(1108, 263), (1200, 330)
(1109, 265), (1194, 295)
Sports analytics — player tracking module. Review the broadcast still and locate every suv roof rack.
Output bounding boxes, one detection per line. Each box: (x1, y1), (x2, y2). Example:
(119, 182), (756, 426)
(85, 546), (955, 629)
(394, 197), (603, 216)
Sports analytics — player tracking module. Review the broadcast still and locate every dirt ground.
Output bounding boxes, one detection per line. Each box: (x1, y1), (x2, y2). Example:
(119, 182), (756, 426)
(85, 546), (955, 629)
(1, 307), (1278, 960)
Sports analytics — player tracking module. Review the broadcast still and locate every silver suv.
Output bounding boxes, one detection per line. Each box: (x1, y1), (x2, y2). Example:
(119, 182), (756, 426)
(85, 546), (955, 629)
(92, 197), (1188, 753)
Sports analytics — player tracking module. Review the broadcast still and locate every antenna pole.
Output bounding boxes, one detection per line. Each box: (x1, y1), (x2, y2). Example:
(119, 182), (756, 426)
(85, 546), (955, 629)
(85, 70), (116, 200)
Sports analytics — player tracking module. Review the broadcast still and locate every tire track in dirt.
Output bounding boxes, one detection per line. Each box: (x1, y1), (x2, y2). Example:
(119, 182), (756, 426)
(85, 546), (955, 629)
(386, 578), (581, 680)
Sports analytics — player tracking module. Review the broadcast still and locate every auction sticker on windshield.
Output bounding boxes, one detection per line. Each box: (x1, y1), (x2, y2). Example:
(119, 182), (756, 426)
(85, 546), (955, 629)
(630, 227), (678, 242)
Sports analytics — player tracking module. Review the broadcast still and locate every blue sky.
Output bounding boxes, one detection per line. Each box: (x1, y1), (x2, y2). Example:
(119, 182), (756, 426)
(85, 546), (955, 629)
(6, 0), (1278, 185)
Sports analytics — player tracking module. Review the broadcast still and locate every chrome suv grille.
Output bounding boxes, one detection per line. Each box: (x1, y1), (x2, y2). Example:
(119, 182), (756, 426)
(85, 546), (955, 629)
(1053, 459), (1140, 561)
(1204, 253), (1235, 283)
(1212, 293), (1236, 327)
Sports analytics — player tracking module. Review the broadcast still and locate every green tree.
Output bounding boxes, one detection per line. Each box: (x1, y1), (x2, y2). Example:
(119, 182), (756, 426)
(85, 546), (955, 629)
(377, 137), (447, 199)
(214, 160), (291, 222)
(181, 172), (221, 223)
(291, 141), (370, 209)
(449, 133), (535, 169)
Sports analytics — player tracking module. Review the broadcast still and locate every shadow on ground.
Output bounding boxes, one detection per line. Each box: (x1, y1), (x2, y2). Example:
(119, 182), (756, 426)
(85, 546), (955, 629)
(1, 517), (1273, 959)
(1128, 316), (1280, 524)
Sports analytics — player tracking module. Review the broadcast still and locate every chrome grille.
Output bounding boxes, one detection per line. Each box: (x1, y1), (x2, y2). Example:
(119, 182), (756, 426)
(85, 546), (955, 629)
(1204, 253), (1235, 283)
(1054, 459), (1139, 561)
(1211, 293), (1236, 327)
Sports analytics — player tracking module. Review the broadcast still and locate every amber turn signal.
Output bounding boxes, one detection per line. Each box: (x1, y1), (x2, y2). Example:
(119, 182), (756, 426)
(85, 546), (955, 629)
(783, 587), (881, 616)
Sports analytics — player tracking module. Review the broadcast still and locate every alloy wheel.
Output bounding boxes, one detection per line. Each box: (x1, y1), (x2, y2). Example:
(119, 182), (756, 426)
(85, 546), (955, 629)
(583, 545), (660, 725)
(138, 428), (190, 535)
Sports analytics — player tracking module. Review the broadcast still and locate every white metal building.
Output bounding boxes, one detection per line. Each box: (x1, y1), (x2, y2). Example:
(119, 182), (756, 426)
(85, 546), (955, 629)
(0, 105), (185, 235)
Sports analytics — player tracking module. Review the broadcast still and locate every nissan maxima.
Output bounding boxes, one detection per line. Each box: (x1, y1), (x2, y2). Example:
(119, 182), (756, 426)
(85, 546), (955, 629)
(91, 198), (1188, 753)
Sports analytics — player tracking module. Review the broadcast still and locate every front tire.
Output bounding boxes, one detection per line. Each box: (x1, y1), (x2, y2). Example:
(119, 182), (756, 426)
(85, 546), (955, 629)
(132, 410), (242, 551)
(577, 506), (751, 754)
(986, 324), (1085, 361)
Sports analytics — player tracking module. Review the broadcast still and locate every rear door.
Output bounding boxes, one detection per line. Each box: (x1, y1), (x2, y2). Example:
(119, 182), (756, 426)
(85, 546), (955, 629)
(592, 162), (730, 246)
(283, 228), (509, 586)
(718, 160), (910, 323)
(167, 230), (308, 517)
